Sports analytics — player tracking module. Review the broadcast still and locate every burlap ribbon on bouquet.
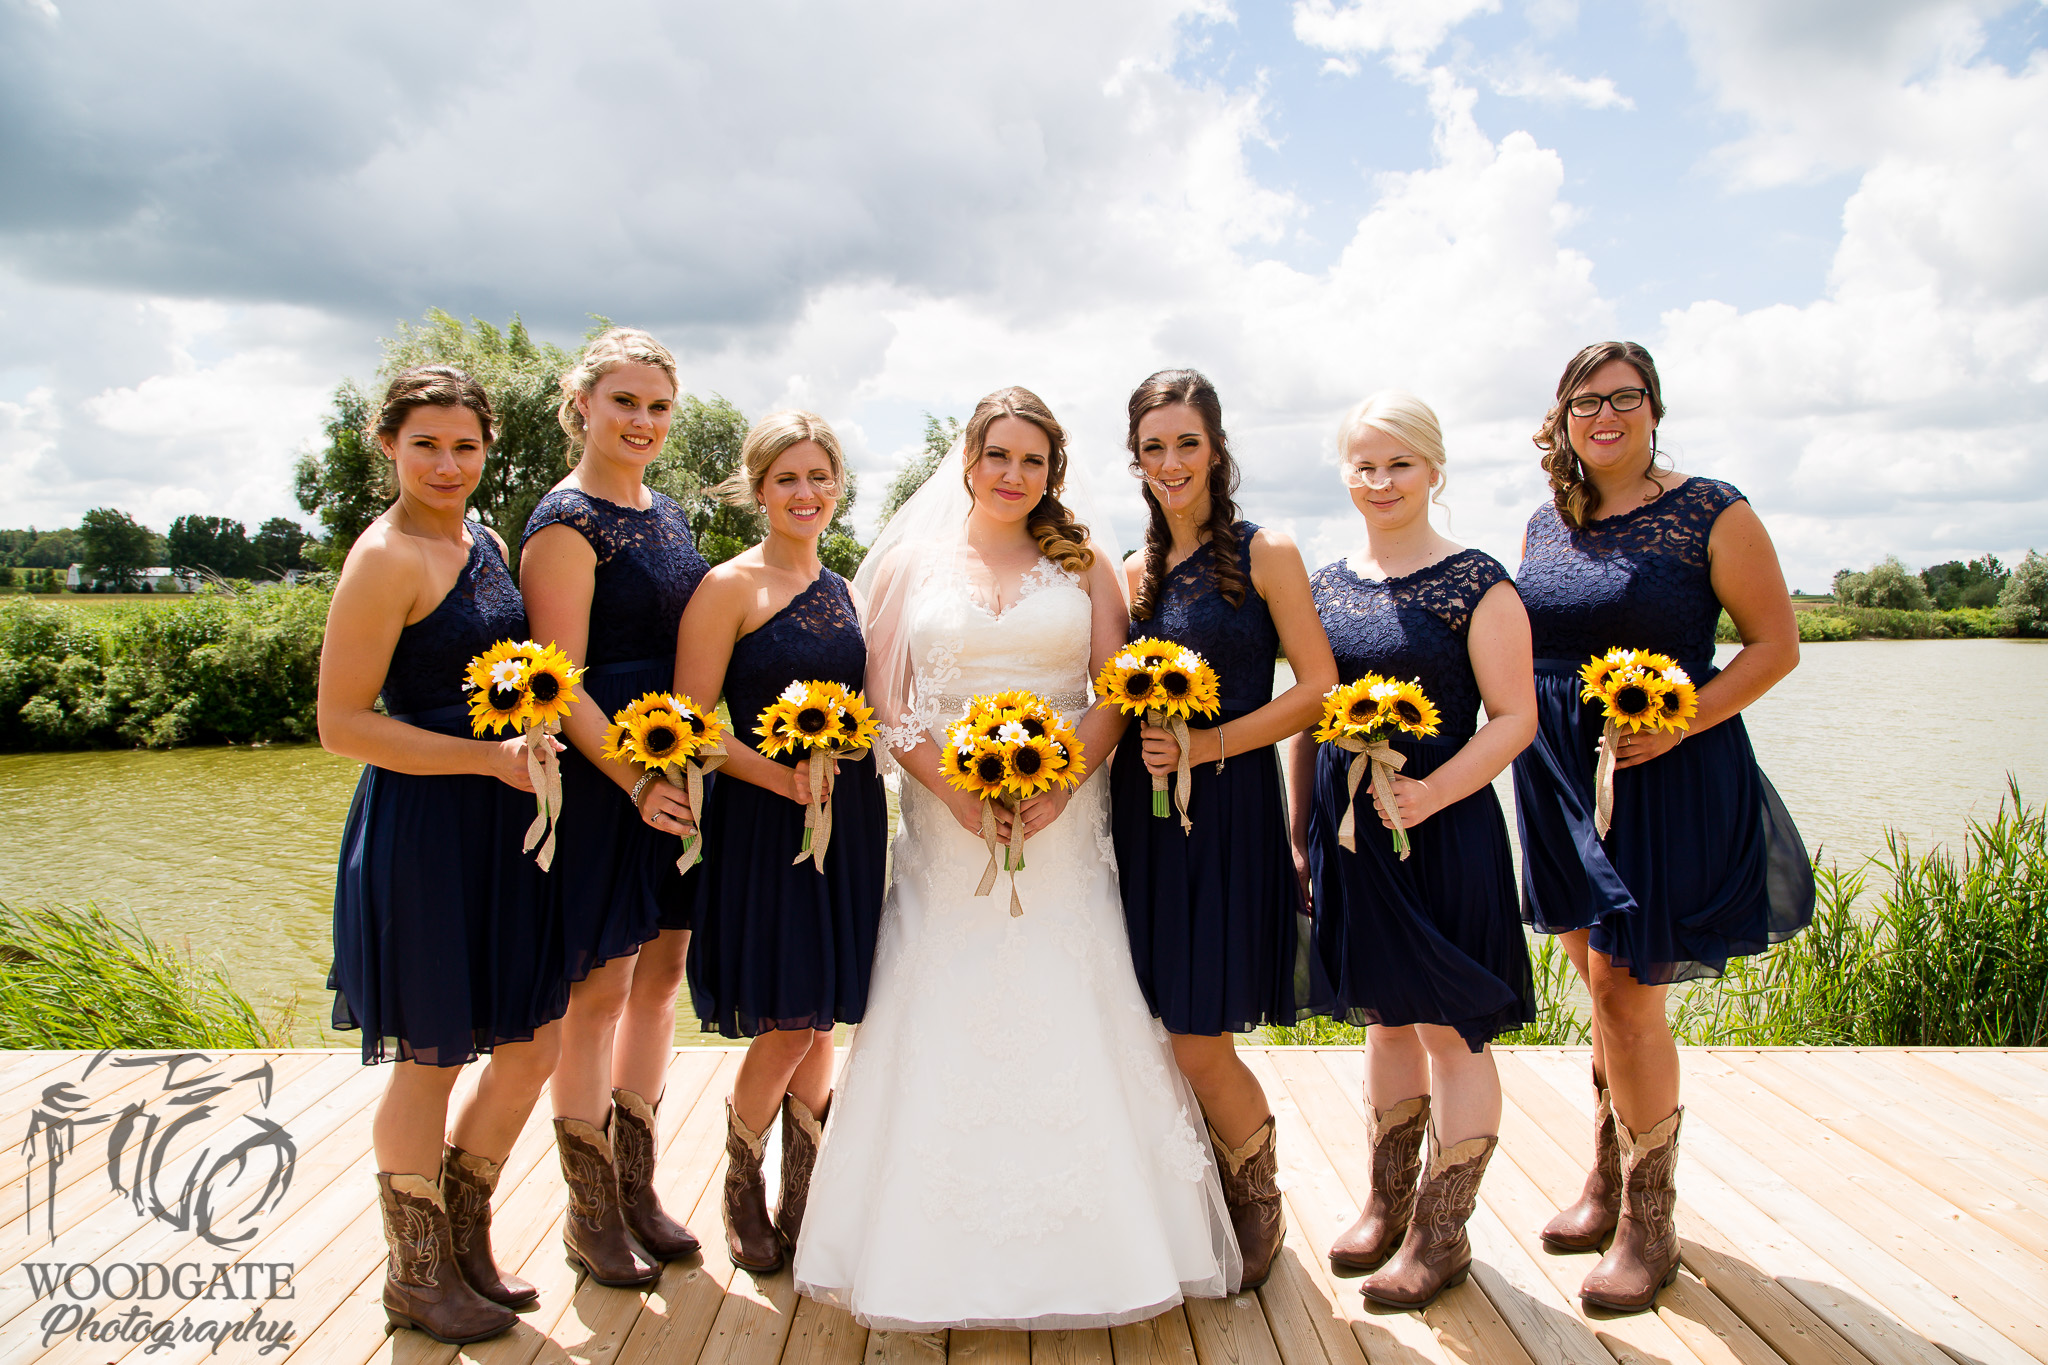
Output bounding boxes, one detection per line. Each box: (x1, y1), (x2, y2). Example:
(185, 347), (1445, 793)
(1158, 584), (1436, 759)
(1147, 707), (1196, 834)
(1333, 733), (1410, 861)
(975, 797), (1028, 917)
(665, 745), (728, 875)
(1593, 719), (1621, 839)
(793, 744), (870, 872)
(521, 721), (565, 871)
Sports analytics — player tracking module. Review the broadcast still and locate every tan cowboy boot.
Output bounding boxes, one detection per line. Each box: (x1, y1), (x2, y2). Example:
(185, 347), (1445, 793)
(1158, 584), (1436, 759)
(440, 1146), (538, 1309)
(1579, 1108), (1683, 1312)
(612, 1088), (702, 1261)
(1328, 1094), (1430, 1272)
(554, 1117), (660, 1288)
(776, 1093), (828, 1251)
(377, 1172), (517, 1344)
(1211, 1115), (1285, 1290)
(1360, 1130), (1497, 1309)
(724, 1100), (784, 1273)
(1541, 1068), (1621, 1252)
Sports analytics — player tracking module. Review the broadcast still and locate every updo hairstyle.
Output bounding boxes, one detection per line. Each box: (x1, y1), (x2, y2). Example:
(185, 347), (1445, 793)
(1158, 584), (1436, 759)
(1533, 340), (1667, 531)
(556, 327), (679, 462)
(368, 366), (495, 498)
(715, 410), (847, 508)
(961, 386), (1094, 575)
(1126, 369), (1247, 620)
(1338, 389), (1449, 504)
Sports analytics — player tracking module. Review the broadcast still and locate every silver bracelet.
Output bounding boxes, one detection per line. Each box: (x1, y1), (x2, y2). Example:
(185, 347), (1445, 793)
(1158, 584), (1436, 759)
(630, 771), (660, 809)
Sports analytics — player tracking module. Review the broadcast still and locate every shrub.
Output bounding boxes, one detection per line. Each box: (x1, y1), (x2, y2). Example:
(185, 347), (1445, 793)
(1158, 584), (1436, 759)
(1834, 555), (1932, 610)
(1999, 549), (2048, 636)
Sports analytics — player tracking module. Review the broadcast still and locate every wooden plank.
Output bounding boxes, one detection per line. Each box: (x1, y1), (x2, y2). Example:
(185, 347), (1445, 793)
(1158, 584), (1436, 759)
(1859, 1052), (2048, 1149)
(1036, 1328), (1114, 1365)
(1515, 1049), (2025, 1365)
(783, 1296), (870, 1365)
(1185, 1297), (1280, 1365)
(953, 1328), (1031, 1365)
(869, 1329), (950, 1365)
(1110, 1308), (1198, 1365)
(1252, 1246), (1339, 1365)
(1912, 1050), (2048, 1126)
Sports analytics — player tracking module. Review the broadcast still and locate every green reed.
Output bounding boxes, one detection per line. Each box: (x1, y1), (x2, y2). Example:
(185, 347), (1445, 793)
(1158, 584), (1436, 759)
(1265, 781), (2048, 1048)
(0, 900), (284, 1050)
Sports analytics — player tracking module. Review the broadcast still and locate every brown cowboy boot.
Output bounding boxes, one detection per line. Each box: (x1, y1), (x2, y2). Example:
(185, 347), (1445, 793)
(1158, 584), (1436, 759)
(776, 1093), (828, 1251)
(612, 1088), (702, 1261)
(1360, 1131), (1496, 1309)
(1329, 1094), (1430, 1272)
(1579, 1108), (1683, 1313)
(553, 1117), (660, 1288)
(1541, 1068), (1621, 1252)
(724, 1100), (784, 1273)
(440, 1146), (538, 1309)
(377, 1172), (517, 1344)
(1211, 1115), (1284, 1291)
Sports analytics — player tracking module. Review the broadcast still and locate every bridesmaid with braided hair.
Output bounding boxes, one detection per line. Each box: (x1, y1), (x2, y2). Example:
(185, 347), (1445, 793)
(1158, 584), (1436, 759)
(1109, 369), (1336, 1290)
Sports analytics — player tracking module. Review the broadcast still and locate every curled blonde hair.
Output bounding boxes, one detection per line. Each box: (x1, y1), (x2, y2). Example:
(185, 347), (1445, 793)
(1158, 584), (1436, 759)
(714, 410), (847, 507)
(1338, 389), (1449, 504)
(556, 327), (679, 461)
(962, 386), (1094, 576)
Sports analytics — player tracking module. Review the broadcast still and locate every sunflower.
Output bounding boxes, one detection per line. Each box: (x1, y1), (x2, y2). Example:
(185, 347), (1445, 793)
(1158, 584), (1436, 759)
(946, 743), (1010, 799)
(627, 704), (689, 770)
(1603, 673), (1668, 733)
(520, 641), (583, 729)
(971, 706), (1018, 746)
(829, 691), (879, 751)
(755, 698), (801, 756)
(1382, 678), (1441, 737)
(981, 689), (1039, 718)
(1657, 677), (1699, 730)
(673, 694), (722, 751)
(1005, 734), (1060, 797)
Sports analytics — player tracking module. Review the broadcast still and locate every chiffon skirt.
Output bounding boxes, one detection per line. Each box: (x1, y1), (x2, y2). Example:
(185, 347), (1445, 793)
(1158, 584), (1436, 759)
(329, 706), (569, 1066)
(1513, 661), (1815, 984)
(552, 658), (701, 981)
(1308, 735), (1534, 1050)
(1109, 715), (1328, 1034)
(687, 750), (887, 1037)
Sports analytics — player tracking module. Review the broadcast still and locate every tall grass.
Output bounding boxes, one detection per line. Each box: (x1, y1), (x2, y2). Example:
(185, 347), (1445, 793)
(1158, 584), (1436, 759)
(1266, 782), (2048, 1048)
(0, 900), (283, 1049)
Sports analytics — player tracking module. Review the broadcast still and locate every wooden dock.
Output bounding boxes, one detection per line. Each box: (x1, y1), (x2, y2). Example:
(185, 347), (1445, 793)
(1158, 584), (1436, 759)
(5, 1046), (2046, 1365)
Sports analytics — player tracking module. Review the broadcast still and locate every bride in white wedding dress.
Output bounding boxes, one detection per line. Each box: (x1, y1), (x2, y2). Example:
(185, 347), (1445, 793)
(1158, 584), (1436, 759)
(793, 387), (1239, 1330)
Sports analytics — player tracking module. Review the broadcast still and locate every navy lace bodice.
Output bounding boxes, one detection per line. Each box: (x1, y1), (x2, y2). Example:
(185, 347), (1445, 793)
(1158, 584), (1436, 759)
(1518, 476), (1742, 666)
(381, 531), (528, 717)
(1134, 521), (1277, 715)
(725, 572), (868, 762)
(522, 488), (708, 667)
(1310, 549), (1511, 740)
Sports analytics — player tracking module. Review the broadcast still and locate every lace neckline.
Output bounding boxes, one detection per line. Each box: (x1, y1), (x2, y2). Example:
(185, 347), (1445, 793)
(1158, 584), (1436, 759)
(741, 570), (832, 640)
(1333, 546), (1474, 587)
(961, 556), (1067, 621)
(1580, 474), (1694, 530)
(566, 483), (660, 515)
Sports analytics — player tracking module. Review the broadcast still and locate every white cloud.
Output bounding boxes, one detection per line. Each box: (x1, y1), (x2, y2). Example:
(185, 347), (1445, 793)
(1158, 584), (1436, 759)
(1292, 0), (1501, 75)
(1484, 55), (1633, 109)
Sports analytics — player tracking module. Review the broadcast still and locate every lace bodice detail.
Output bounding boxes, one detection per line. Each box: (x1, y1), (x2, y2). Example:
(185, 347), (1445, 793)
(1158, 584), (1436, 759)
(1310, 549), (1510, 740)
(1134, 522), (1276, 715)
(725, 572), (868, 760)
(522, 488), (708, 666)
(381, 532), (528, 716)
(1519, 477), (1742, 665)
(889, 557), (1094, 750)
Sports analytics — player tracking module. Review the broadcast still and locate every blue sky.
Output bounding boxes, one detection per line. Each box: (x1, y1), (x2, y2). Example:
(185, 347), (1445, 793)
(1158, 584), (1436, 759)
(2, 0), (2043, 591)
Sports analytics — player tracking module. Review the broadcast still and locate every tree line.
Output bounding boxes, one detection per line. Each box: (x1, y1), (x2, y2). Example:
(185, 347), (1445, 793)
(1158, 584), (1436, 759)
(1830, 551), (2048, 634)
(0, 511), (318, 591)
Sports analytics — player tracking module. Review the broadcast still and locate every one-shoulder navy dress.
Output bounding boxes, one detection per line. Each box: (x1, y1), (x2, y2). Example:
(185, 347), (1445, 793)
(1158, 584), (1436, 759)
(330, 533), (570, 1066)
(522, 488), (709, 980)
(687, 571), (887, 1037)
(1306, 550), (1535, 1051)
(1512, 477), (1814, 983)
(1109, 522), (1328, 1035)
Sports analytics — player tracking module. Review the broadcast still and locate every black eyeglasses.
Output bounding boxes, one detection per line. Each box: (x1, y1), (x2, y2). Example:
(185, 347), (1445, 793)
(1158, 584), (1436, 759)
(1567, 388), (1649, 418)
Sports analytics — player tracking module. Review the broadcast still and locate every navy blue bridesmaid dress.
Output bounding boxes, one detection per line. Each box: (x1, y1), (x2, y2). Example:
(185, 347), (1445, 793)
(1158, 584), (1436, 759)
(1109, 522), (1328, 1035)
(1512, 477), (1814, 983)
(1306, 550), (1535, 1050)
(522, 489), (709, 981)
(687, 571), (886, 1036)
(330, 532), (570, 1066)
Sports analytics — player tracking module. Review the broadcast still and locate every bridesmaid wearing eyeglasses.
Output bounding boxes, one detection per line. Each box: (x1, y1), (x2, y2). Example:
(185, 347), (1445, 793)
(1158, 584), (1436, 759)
(1512, 341), (1812, 1314)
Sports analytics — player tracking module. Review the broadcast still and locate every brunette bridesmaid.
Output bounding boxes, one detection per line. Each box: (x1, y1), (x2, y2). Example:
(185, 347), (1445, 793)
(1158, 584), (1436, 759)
(1513, 341), (1811, 1312)
(520, 327), (708, 1288)
(1109, 369), (1337, 1289)
(676, 411), (886, 1273)
(323, 366), (569, 1344)
(1285, 392), (1536, 1308)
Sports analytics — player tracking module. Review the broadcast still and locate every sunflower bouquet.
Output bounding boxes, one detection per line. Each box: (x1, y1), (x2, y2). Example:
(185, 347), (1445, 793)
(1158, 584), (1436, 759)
(756, 680), (880, 872)
(1578, 648), (1698, 838)
(1094, 637), (1222, 833)
(602, 692), (728, 874)
(940, 692), (1088, 916)
(464, 640), (584, 870)
(1315, 673), (1441, 860)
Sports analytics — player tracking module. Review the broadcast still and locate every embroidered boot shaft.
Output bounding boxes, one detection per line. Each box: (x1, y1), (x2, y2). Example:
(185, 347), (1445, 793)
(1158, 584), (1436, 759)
(1360, 1131), (1496, 1309)
(554, 1116), (661, 1289)
(1329, 1094), (1430, 1272)
(1541, 1068), (1621, 1252)
(724, 1100), (784, 1273)
(441, 1146), (538, 1309)
(777, 1094), (828, 1251)
(378, 1172), (517, 1344)
(612, 1088), (703, 1261)
(1211, 1115), (1285, 1290)
(1579, 1107), (1683, 1313)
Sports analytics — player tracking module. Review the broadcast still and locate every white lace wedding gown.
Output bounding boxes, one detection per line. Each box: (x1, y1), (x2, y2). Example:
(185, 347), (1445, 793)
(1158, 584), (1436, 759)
(793, 557), (1239, 1330)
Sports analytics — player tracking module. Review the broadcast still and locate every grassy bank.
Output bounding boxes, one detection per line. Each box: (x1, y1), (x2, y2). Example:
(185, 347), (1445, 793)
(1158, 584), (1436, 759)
(0, 900), (284, 1049)
(1720, 604), (2026, 643)
(1268, 781), (2048, 1048)
(0, 583), (329, 749)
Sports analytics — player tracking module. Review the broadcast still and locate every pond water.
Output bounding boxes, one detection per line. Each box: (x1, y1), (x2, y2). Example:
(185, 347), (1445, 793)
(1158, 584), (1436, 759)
(2, 639), (2043, 1045)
